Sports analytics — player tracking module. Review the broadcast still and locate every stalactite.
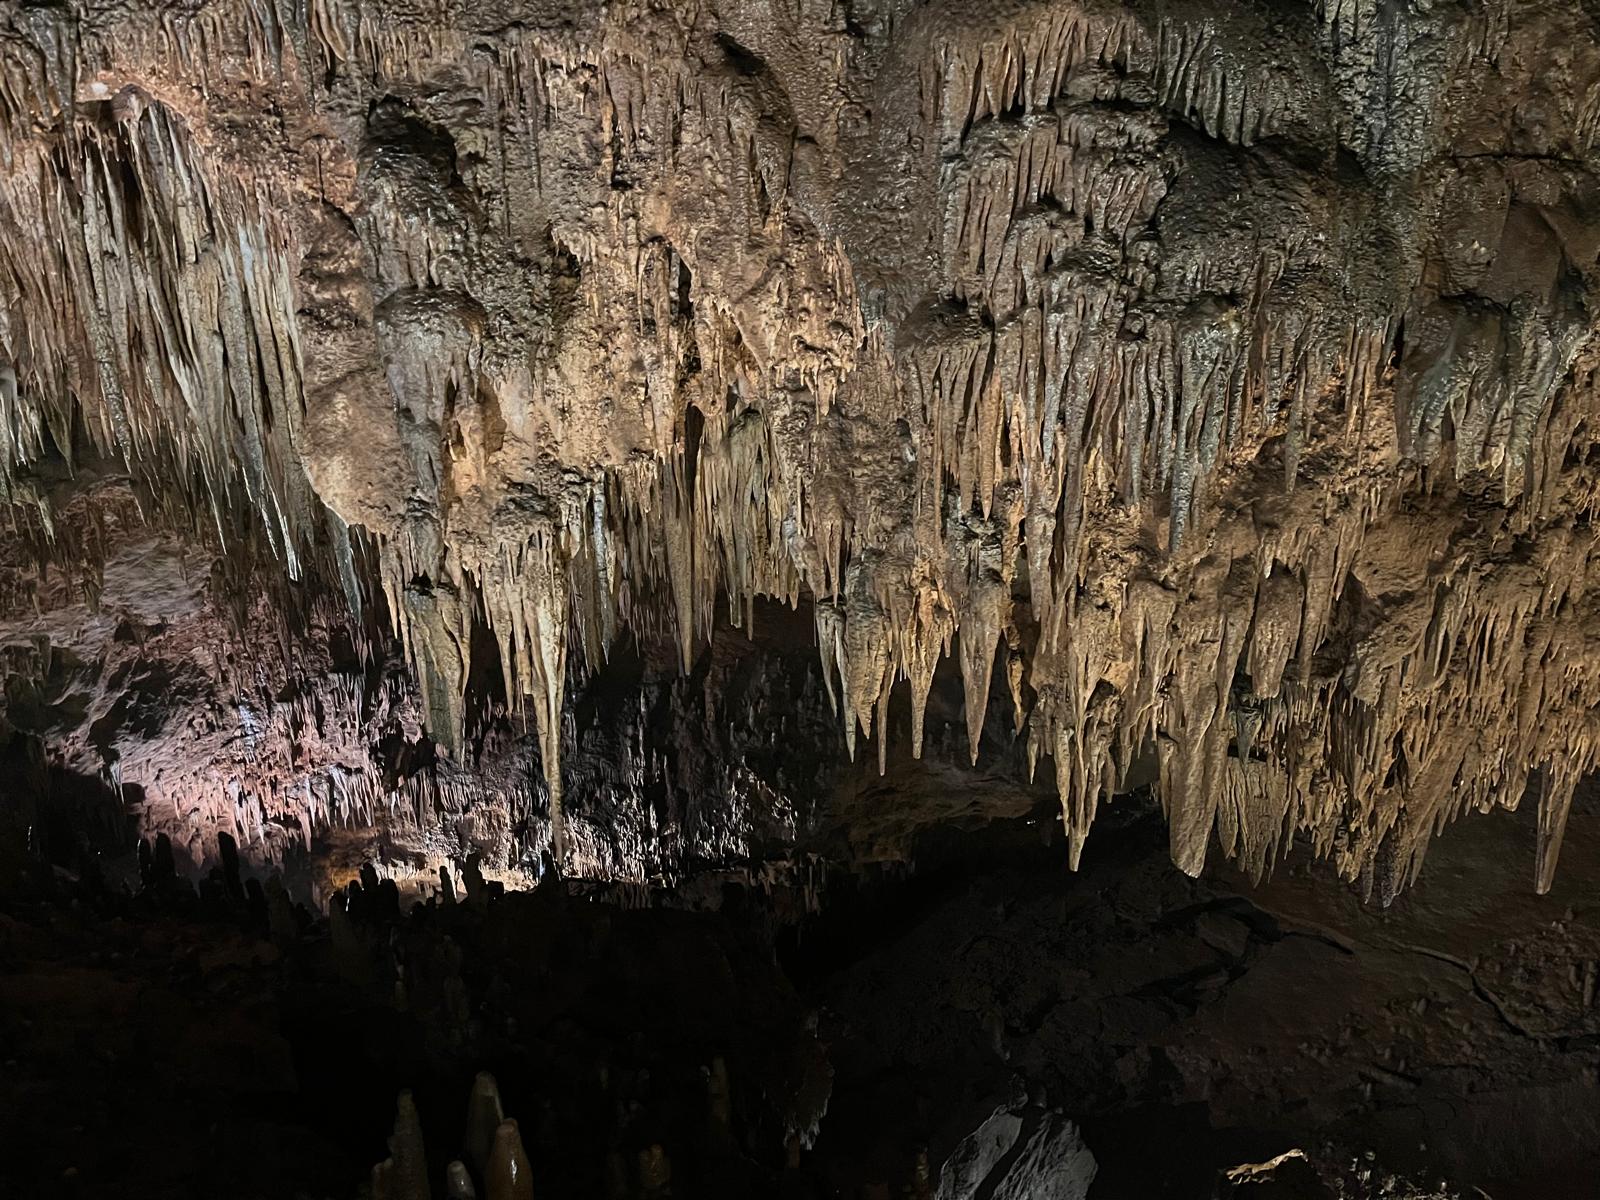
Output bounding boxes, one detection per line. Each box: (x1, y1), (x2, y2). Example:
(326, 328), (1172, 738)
(4, 0), (1600, 895)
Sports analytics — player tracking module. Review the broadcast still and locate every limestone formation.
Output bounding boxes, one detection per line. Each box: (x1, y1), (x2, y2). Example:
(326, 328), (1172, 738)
(4, 0), (1600, 897)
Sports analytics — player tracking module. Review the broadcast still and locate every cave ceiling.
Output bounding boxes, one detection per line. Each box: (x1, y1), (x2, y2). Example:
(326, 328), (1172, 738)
(3, 0), (1600, 899)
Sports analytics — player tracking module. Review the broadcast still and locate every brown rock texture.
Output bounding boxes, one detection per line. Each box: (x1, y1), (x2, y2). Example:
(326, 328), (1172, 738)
(4, 0), (1600, 894)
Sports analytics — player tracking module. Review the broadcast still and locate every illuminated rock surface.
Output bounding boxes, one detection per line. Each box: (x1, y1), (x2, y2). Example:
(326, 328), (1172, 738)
(4, 0), (1600, 894)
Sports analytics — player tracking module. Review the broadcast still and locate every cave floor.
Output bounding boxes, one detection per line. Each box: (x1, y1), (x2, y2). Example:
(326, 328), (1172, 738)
(2, 791), (1596, 1200)
(798, 790), (1600, 1199)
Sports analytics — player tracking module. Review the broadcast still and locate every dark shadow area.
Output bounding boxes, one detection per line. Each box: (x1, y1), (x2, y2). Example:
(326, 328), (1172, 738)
(1, 781), (1596, 1199)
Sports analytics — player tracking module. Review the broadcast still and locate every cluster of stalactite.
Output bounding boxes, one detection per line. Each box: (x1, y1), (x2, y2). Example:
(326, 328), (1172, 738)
(4, 0), (1600, 896)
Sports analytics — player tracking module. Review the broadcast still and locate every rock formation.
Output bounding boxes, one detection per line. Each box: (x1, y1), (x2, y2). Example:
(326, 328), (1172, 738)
(4, 0), (1600, 901)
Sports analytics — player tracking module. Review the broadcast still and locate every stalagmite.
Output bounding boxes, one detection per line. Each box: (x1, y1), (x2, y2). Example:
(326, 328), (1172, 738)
(388, 1091), (431, 1200)
(465, 1073), (506, 1178)
(446, 1162), (478, 1200)
(373, 1157), (398, 1200)
(485, 1120), (535, 1200)
(639, 1144), (672, 1195)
